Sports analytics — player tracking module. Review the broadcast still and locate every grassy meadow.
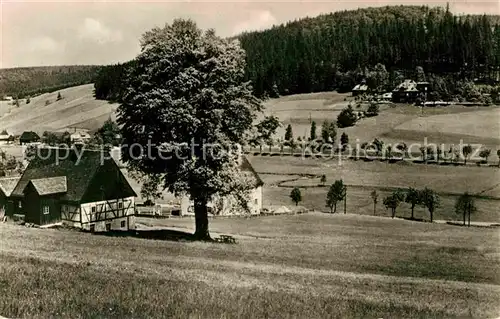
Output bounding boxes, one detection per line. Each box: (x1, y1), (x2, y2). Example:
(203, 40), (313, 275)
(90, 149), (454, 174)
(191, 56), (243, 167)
(0, 213), (499, 318)
(251, 155), (500, 222)
(0, 84), (117, 135)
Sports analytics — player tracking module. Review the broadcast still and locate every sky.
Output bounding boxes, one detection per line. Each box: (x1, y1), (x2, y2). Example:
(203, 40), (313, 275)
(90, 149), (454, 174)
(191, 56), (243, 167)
(1, 0), (499, 68)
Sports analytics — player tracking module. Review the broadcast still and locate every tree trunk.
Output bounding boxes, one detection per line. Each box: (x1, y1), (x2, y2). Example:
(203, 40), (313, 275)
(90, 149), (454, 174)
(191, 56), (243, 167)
(430, 209), (433, 222)
(194, 199), (211, 241)
(463, 210), (466, 226)
(392, 208), (396, 218)
(373, 202), (376, 215)
(468, 210), (471, 227)
(411, 205), (415, 219)
(344, 197), (346, 214)
(333, 203), (337, 214)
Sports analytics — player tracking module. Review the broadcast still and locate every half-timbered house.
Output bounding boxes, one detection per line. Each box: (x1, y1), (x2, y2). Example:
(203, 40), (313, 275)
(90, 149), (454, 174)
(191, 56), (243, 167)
(10, 147), (137, 231)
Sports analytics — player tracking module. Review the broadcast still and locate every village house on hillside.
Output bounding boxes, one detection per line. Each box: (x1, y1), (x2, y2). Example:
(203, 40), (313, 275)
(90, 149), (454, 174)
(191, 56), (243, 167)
(70, 130), (91, 144)
(392, 79), (420, 103)
(19, 131), (40, 145)
(0, 132), (11, 145)
(0, 177), (20, 219)
(179, 156), (263, 216)
(9, 148), (137, 231)
(352, 82), (368, 96)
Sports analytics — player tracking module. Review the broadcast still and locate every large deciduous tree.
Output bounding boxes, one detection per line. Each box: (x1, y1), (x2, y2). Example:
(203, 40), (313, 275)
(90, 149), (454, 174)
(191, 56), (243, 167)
(117, 19), (262, 240)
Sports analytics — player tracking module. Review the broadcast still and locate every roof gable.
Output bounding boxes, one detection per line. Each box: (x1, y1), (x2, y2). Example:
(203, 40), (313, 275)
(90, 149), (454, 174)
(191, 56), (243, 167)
(27, 176), (67, 196)
(0, 177), (21, 197)
(240, 156), (263, 187)
(11, 148), (104, 202)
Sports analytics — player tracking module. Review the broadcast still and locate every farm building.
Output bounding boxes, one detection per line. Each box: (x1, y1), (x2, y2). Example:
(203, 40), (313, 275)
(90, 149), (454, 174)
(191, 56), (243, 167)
(392, 79), (421, 103)
(19, 131), (40, 145)
(352, 83), (368, 96)
(180, 156), (264, 216)
(0, 177), (20, 218)
(0, 133), (10, 145)
(70, 131), (91, 144)
(9, 147), (137, 231)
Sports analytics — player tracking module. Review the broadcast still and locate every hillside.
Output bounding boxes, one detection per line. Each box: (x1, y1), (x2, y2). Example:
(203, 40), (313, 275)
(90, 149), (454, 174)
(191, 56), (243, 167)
(0, 65), (99, 99)
(93, 5), (500, 100)
(0, 84), (117, 135)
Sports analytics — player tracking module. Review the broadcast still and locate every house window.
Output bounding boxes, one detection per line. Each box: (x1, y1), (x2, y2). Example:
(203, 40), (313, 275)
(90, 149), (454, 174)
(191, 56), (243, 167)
(89, 224), (95, 232)
(18, 201), (22, 208)
(91, 206), (96, 213)
(105, 223), (111, 231)
(42, 206), (49, 215)
(120, 220), (126, 228)
(118, 202), (123, 209)
(254, 198), (258, 205)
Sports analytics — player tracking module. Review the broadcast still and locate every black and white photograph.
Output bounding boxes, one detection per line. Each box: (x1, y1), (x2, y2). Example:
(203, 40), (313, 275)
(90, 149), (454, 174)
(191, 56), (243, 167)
(0, 0), (499, 318)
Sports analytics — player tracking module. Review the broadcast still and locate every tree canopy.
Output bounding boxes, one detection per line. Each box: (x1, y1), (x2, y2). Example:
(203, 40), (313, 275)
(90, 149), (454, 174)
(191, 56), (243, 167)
(117, 19), (262, 240)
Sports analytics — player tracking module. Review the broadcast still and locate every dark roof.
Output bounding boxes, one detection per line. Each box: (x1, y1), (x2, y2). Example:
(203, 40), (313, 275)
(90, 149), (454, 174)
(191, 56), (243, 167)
(27, 176), (67, 196)
(0, 177), (21, 197)
(393, 79), (418, 92)
(240, 156), (264, 187)
(19, 131), (40, 141)
(11, 147), (136, 202)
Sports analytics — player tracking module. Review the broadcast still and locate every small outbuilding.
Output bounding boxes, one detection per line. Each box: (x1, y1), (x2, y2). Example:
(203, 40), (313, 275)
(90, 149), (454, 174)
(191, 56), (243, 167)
(19, 131), (40, 145)
(0, 177), (20, 218)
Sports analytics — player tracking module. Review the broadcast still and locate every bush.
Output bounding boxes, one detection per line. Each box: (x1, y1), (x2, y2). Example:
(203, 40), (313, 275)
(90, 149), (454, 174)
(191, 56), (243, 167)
(366, 103), (379, 117)
(337, 106), (357, 128)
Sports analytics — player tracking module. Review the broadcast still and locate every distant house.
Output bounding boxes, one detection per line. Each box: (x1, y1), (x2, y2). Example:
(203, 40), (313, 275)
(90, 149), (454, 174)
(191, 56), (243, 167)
(0, 177), (20, 218)
(0, 133), (10, 145)
(180, 156), (263, 216)
(2, 96), (13, 101)
(70, 131), (91, 144)
(392, 79), (420, 103)
(352, 83), (369, 96)
(416, 81), (431, 93)
(9, 148), (137, 231)
(19, 131), (40, 145)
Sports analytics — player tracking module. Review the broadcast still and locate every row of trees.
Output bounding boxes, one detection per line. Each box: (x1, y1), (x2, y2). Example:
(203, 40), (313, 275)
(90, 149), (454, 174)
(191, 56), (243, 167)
(291, 179), (347, 214)
(380, 188), (439, 221)
(292, 182), (478, 226)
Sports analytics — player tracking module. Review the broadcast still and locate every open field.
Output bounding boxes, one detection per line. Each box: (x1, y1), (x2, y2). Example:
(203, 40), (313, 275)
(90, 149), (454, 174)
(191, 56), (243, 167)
(0, 84), (117, 135)
(249, 155), (500, 222)
(264, 92), (500, 149)
(0, 213), (499, 318)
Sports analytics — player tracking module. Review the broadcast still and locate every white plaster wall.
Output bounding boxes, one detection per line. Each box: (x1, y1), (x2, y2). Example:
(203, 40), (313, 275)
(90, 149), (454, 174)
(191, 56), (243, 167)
(80, 197), (135, 231)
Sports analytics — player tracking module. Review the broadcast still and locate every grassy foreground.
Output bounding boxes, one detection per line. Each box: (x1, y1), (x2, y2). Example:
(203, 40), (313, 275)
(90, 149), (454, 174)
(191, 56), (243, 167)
(0, 213), (499, 318)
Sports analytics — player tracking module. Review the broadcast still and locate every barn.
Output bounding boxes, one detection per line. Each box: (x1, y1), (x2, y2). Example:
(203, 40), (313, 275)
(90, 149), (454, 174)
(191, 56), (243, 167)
(19, 131), (41, 145)
(10, 147), (137, 231)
